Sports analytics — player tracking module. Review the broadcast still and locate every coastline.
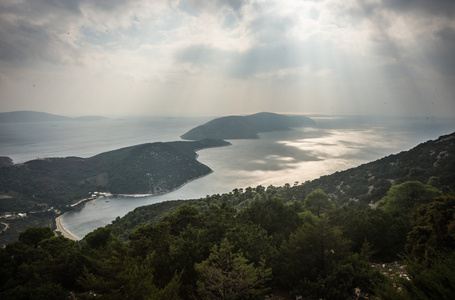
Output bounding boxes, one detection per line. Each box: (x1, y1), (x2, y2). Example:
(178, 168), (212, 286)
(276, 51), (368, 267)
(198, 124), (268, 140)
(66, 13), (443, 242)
(60, 171), (216, 238)
(55, 213), (79, 241)
(60, 163), (218, 237)
(116, 170), (215, 198)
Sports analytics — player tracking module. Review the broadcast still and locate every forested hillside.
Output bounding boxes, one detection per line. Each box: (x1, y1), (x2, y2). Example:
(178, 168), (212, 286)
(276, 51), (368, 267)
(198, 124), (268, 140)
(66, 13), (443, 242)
(0, 139), (230, 212)
(297, 131), (455, 206)
(1, 184), (453, 299)
(110, 131), (455, 239)
(0, 132), (454, 299)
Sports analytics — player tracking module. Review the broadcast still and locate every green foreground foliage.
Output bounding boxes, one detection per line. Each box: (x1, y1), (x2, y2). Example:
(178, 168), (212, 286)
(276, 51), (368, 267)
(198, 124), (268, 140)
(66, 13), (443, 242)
(2, 181), (454, 299)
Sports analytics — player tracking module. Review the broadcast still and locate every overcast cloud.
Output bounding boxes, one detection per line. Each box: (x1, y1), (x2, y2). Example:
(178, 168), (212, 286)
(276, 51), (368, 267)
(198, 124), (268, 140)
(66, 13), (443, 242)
(0, 0), (454, 117)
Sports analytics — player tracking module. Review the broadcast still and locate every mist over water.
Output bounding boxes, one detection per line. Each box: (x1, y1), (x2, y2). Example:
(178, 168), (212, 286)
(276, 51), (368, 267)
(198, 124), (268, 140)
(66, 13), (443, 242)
(1, 115), (454, 239)
(0, 116), (212, 164)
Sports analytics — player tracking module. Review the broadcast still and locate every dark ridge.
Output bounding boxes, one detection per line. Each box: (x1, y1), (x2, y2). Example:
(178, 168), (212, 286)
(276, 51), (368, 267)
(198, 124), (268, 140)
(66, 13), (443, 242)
(180, 112), (315, 140)
(0, 111), (107, 122)
(0, 139), (230, 210)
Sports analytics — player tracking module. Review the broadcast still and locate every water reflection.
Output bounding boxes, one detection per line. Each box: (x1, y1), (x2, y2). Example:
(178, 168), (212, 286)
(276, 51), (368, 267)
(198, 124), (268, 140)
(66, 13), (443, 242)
(59, 117), (455, 239)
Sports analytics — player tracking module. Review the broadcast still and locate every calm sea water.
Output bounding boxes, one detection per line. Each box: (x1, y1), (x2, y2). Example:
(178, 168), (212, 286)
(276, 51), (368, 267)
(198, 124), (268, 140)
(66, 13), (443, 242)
(1, 115), (454, 239)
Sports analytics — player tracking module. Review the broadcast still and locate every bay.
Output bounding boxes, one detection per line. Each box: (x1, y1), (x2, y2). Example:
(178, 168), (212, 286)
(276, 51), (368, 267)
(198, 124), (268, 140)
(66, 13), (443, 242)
(1, 115), (454, 239)
(61, 116), (455, 239)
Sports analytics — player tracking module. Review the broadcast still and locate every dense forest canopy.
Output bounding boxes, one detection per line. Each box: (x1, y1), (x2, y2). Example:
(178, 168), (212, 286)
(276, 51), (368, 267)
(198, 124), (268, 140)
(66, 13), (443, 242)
(1, 181), (454, 299)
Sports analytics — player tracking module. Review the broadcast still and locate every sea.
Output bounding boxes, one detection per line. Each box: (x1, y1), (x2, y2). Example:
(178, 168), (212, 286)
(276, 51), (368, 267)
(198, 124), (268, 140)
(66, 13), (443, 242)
(1, 114), (454, 239)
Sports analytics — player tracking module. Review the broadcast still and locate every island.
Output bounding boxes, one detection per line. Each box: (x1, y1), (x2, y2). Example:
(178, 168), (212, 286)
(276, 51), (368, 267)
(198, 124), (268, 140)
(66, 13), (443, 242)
(180, 112), (316, 140)
(0, 110), (107, 122)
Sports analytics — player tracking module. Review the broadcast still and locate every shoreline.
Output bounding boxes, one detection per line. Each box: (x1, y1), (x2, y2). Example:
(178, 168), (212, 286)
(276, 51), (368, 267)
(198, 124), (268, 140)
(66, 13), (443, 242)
(60, 171), (215, 238)
(115, 170), (215, 198)
(60, 149), (220, 237)
(55, 213), (79, 241)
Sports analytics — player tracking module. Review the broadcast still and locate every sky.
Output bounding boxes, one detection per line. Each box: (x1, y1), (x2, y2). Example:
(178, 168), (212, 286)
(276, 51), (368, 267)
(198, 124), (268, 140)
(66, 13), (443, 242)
(0, 0), (454, 117)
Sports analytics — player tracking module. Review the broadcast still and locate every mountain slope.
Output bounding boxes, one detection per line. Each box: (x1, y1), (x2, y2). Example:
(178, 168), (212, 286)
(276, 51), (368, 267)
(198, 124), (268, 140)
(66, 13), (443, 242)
(109, 131), (455, 239)
(297, 131), (455, 206)
(180, 112), (315, 140)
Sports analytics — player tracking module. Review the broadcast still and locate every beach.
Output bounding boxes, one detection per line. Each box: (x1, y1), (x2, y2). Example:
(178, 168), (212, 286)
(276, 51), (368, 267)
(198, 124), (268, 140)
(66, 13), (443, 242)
(55, 214), (79, 241)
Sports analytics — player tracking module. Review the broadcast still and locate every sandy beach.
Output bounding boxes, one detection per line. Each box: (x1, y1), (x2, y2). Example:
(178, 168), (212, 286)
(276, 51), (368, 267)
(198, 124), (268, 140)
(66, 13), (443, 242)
(55, 214), (79, 241)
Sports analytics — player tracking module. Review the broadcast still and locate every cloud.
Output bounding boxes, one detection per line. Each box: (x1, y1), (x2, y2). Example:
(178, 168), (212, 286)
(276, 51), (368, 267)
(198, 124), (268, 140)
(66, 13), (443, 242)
(382, 0), (455, 17)
(179, 0), (250, 14)
(0, 0), (81, 65)
(230, 42), (308, 78)
(0, 0), (171, 66)
(248, 14), (295, 43)
(174, 32), (353, 82)
(428, 26), (455, 76)
(0, 0), (454, 117)
(347, 0), (455, 18)
(340, 0), (455, 78)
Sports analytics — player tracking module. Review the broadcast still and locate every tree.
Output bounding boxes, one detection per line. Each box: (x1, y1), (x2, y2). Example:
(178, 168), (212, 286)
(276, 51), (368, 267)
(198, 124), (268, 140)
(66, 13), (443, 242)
(329, 206), (409, 260)
(378, 181), (441, 216)
(18, 227), (54, 248)
(238, 197), (300, 246)
(276, 218), (380, 299)
(427, 176), (441, 188)
(195, 239), (271, 300)
(38, 236), (83, 289)
(276, 217), (350, 287)
(406, 195), (455, 260)
(226, 223), (277, 266)
(304, 189), (335, 217)
(79, 240), (181, 300)
(168, 204), (237, 290)
(162, 204), (202, 235)
(84, 227), (113, 249)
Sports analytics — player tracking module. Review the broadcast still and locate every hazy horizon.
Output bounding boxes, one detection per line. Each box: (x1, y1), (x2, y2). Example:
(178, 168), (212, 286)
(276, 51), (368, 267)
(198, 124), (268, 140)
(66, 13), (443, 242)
(2, 110), (455, 121)
(1, 1), (454, 118)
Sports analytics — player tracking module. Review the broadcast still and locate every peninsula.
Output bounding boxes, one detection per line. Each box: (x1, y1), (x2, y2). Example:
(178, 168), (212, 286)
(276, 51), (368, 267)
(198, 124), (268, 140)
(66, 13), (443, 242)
(180, 112), (316, 140)
(0, 139), (231, 211)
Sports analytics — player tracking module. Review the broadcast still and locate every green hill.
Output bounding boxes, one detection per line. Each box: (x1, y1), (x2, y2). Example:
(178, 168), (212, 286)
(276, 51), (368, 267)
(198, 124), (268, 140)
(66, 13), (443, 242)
(297, 131), (455, 206)
(0, 139), (230, 211)
(180, 112), (315, 140)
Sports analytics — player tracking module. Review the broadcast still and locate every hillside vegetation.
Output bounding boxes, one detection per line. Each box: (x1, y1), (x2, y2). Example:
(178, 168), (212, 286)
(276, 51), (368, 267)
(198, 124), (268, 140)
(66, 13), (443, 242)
(1, 183), (454, 299)
(110, 131), (455, 239)
(0, 139), (230, 211)
(180, 112), (315, 140)
(0, 132), (454, 299)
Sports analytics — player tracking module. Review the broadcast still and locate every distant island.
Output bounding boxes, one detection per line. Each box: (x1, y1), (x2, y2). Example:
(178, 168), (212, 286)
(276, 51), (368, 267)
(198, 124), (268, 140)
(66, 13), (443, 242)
(0, 111), (107, 122)
(180, 112), (316, 140)
(0, 139), (231, 211)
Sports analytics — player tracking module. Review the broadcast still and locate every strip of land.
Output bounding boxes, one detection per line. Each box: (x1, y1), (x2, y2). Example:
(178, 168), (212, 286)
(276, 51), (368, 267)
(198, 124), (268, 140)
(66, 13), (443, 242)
(55, 214), (79, 241)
